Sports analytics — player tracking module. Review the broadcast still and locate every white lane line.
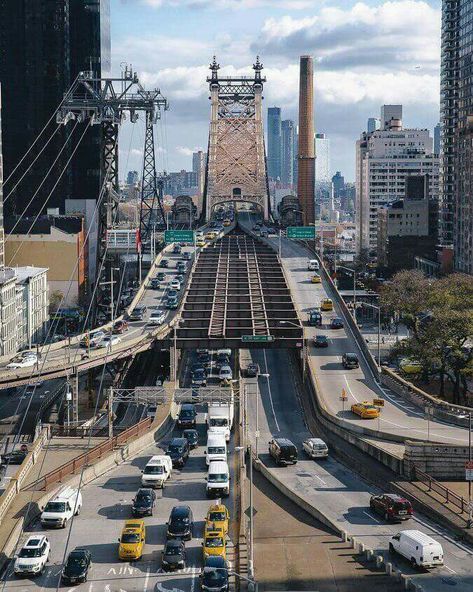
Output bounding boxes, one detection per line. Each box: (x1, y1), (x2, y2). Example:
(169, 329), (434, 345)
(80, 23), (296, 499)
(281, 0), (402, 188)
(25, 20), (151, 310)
(363, 510), (380, 524)
(143, 564), (151, 591)
(262, 349), (280, 431)
(343, 375), (358, 403)
(312, 473), (327, 486)
(444, 565), (457, 574)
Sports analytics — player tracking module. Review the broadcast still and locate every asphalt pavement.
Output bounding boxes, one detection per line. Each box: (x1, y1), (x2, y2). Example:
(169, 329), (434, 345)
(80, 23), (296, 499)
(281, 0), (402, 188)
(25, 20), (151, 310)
(241, 347), (473, 592)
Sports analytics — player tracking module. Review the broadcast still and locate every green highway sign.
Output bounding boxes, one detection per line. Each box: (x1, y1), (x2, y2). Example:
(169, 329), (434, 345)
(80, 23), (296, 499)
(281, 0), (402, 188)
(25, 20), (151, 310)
(287, 226), (316, 240)
(164, 230), (195, 244)
(241, 335), (274, 343)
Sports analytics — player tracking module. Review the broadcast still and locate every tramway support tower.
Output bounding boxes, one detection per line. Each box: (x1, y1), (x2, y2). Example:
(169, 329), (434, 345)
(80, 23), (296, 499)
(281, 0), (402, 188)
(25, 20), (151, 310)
(204, 57), (270, 220)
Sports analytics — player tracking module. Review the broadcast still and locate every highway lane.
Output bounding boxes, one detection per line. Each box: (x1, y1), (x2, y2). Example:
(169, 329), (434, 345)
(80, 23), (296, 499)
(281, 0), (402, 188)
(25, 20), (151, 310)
(241, 347), (473, 592)
(0, 244), (197, 385)
(239, 213), (471, 445)
(1, 409), (239, 591)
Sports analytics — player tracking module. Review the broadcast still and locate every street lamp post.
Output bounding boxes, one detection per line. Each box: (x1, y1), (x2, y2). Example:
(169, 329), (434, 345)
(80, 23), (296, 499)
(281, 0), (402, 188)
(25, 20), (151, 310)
(360, 301), (381, 368)
(280, 320), (306, 381)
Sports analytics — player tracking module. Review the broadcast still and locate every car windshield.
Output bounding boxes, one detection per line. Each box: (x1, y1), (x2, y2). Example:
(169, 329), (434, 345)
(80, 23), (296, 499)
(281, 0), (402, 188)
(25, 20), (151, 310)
(144, 465), (164, 474)
(19, 547), (42, 558)
(172, 516), (189, 524)
(393, 501), (410, 510)
(165, 544), (181, 556)
(364, 405), (377, 411)
(136, 495), (152, 505)
(67, 556), (87, 568)
(209, 511), (226, 521)
(210, 418), (228, 427)
(121, 533), (140, 543)
(209, 473), (228, 483)
(206, 536), (224, 547)
(180, 410), (194, 418)
(203, 568), (227, 585)
(193, 370), (205, 378)
(44, 502), (66, 512)
(168, 445), (182, 453)
(208, 446), (226, 454)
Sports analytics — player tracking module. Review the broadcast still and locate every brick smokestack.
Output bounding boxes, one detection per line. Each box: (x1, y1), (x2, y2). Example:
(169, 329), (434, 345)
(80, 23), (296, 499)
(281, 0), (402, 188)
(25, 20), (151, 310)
(297, 55), (315, 225)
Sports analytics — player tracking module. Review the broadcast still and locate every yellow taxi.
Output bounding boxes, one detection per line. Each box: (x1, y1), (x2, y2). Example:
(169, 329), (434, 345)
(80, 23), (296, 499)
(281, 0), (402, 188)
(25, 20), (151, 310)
(118, 519), (145, 561)
(351, 401), (380, 419)
(223, 219), (231, 227)
(196, 240), (206, 247)
(399, 358), (422, 375)
(320, 298), (333, 311)
(206, 504), (230, 536)
(205, 231), (217, 240)
(202, 523), (226, 560)
(311, 274), (322, 284)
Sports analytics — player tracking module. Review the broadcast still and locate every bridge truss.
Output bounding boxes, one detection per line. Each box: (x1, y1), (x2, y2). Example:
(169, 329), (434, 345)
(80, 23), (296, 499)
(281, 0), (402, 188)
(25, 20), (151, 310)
(204, 57), (270, 220)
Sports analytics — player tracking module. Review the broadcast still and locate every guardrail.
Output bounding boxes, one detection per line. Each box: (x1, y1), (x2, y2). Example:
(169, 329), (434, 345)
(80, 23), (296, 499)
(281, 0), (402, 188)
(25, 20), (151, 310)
(411, 464), (470, 518)
(0, 427), (50, 523)
(33, 417), (153, 491)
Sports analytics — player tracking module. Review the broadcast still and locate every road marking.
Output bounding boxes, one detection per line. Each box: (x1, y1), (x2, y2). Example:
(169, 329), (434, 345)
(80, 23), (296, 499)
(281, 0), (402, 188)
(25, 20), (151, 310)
(262, 349), (280, 431)
(363, 510), (380, 523)
(343, 376), (358, 403)
(312, 473), (327, 486)
(143, 565), (151, 591)
(444, 565), (457, 574)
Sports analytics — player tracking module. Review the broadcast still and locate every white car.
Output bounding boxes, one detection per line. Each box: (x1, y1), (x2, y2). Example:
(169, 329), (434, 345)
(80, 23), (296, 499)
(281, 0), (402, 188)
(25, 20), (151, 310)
(170, 279), (181, 291)
(14, 535), (50, 577)
(100, 335), (121, 348)
(219, 365), (233, 383)
(302, 438), (329, 459)
(7, 354), (38, 369)
(148, 310), (166, 326)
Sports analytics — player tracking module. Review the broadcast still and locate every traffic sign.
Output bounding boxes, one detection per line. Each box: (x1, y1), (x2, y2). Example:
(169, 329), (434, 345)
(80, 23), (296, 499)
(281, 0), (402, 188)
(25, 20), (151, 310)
(241, 335), (274, 343)
(466, 461), (473, 481)
(340, 388), (348, 401)
(164, 230), (195, 244)
(287, 226), (316, 240)
(373, 398), (385, 407)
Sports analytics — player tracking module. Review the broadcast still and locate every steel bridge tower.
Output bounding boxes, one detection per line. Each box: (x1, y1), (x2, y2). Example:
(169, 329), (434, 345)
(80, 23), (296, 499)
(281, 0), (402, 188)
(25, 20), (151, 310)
(203, 57), (270, 220)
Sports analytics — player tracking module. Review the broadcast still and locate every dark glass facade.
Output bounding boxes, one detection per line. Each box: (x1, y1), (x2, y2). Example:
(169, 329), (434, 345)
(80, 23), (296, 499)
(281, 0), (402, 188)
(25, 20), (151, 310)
(281, 119), (294, 187)
(0, 0), (110, 217)
(267, 107), (282, 181)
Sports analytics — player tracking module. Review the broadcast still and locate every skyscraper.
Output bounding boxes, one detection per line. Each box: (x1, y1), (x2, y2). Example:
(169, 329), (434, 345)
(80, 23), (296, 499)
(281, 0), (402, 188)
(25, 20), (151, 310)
(441, 0), (473, 273)
(281, 120), (295, 186)
(315, 133), (330, 182)
(380, 105), (403, 130)
(0, 0), (111, 218)
(267, 107), (282, 180)
(367, 117), (380, 133)
(0, 85), (4, 269)
(297, 56), (315, 225)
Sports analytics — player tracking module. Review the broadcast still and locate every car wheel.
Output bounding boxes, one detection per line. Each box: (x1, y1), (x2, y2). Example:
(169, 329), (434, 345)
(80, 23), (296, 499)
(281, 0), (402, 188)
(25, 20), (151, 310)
(389, 543), (394, 553)
(411, 557), (417, 568)
(76, 505), (81, 516)
(384, 512), (389, 521)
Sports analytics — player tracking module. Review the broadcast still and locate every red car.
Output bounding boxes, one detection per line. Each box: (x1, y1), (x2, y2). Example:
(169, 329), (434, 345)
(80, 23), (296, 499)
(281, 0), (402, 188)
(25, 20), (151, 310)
(113, 320), (128, 334)
(369, 494), (413, 521)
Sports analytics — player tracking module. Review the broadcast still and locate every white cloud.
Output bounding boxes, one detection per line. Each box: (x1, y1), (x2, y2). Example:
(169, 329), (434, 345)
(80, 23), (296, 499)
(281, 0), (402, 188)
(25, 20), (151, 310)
(143, 0), (316, 9)
(176, 145), (204, 156)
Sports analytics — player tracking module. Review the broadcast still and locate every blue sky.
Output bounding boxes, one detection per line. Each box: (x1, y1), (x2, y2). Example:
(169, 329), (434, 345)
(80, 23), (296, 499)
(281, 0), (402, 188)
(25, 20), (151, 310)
(112, 0), (441, 181)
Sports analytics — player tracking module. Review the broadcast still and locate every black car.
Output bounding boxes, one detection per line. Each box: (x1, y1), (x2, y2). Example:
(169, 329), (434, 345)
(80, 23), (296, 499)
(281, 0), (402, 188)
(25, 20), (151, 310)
(173, 244), (182, 254)
(342, 352), (359, 369)
(61, 549), (92, 584)
(198, 352), (212, 369)
(162, 539), (186, 571)
(129, 306), (146, 321)
(313, 335), (329, 348)
(246, 363), (259, 378)
(191, 368), (207, 387)
(177, 404), (197, 428)
(166, 438), (190, 468)
(157, 272), (166, 281)
(167, 505), (194, 540)
(200, 556), (229, 592)
(183, 429), (199, 448)
(131, 488), (156, 517)
(268, 438), (298, 466)
(1, 450), (28, 465)
(161, 258), (169, 268)
(191, 363), (206, 375)
(150, 278), (160, 289)
(167, 289), (178, 300)
(330, 317), (344, 329)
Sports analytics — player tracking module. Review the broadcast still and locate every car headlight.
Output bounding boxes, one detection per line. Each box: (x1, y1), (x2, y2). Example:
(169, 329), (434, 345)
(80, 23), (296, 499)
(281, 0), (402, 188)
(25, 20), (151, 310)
(33, 565), (41, 571)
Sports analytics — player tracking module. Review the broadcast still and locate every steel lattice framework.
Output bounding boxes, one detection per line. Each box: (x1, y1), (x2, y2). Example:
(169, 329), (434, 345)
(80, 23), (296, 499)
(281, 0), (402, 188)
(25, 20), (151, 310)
(204, 57), (269, 220)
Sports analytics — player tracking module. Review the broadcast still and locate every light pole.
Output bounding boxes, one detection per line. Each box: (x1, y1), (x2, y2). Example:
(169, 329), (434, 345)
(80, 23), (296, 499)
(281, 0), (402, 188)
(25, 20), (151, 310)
(360, 301), (381, 368)
(173, 325), (177, 388)
(280, 320), (306, 381)
(338, 265), (357, 318)
(469, 411), (472, 528)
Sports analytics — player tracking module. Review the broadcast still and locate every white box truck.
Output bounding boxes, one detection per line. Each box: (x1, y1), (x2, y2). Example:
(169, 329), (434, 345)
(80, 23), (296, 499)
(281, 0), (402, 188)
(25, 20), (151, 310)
(141, 455), (172, 488)
(41, 486), (82, 528)
(389, 530), (444, 568)
(207, 398), (234, 442)
(205, 433), (227, 466)
(206, 460), (230, 497)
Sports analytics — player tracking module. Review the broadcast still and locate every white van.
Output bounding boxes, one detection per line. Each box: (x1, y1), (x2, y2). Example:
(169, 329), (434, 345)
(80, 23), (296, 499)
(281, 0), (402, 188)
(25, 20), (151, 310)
(206, 460), (230, 497)
(205, 432), (227, 466)
(389, 530), (444, 568)
(41, 486), (82, 528)
(141, 455), (173, 488)
(307, 259), (319, 271)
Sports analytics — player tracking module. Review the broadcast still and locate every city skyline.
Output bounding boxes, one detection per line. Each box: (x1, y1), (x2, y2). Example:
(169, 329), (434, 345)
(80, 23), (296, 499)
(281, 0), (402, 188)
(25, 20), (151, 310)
(113, 0), (441, 181)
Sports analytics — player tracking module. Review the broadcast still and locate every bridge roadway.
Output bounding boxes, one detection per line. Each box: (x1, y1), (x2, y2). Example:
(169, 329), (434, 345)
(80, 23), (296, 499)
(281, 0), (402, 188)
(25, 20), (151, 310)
(0, 244), (196, 389)
(1, 354), (240, 591)
(239, 213), (471, 446)
(241, 347), (473, 592)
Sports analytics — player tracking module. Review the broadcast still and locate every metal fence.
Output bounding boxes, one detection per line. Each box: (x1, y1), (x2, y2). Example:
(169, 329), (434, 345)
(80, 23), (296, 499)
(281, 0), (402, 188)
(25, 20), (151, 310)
(412, 464), (470, 518)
